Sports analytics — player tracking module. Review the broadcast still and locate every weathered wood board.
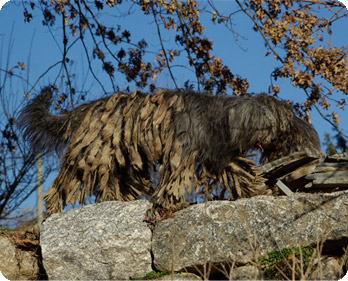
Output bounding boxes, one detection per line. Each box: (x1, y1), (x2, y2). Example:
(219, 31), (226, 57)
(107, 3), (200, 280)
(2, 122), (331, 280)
(260, 149), (323, 179)
(260, 150), (348, 194)
(305, 171), (348, 188)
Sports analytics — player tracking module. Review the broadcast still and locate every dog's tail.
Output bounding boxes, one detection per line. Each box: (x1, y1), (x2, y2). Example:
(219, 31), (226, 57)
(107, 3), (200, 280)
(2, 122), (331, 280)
(18, 86), (71, 153)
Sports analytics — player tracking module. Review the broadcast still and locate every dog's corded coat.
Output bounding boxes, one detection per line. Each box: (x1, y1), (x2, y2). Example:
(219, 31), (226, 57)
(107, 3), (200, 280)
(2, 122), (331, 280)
(18, 87), (320, 214)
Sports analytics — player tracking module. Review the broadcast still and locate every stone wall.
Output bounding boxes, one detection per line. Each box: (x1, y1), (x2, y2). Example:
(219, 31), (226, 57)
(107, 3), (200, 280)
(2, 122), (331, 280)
(1, 191), (347, 280)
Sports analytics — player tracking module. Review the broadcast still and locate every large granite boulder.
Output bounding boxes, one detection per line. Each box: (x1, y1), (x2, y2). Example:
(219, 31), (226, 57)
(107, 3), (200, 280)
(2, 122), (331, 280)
(40, 200), (152, 280)
(152, 191), (348, 272)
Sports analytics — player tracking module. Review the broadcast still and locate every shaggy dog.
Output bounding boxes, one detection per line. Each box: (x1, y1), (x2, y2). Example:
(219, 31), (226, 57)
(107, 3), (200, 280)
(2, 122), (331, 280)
(18, 87), (320, 214)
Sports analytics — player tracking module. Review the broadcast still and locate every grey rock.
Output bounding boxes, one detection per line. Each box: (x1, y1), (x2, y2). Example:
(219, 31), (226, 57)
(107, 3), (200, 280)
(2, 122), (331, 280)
(0, 234), (39, 280)
(229, 265), (261, 280)
(41, 200), (153, 280)
(152, 191), (348, 272)
(0, 236), (17, 279)
(309, 257), (344, 280)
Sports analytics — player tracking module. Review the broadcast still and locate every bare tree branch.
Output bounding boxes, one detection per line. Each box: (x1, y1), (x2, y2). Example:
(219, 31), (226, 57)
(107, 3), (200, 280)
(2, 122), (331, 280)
(151, 6), (179, 90)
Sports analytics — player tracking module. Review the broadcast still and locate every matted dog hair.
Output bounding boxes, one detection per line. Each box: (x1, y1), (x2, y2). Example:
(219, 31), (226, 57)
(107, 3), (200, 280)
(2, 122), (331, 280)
(18, 87), (320, 214)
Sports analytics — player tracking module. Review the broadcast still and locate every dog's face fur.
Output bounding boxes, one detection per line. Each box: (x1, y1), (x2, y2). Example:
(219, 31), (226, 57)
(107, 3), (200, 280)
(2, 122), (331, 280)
(253, 94), (320, 163)
(18, 88), (320, 214)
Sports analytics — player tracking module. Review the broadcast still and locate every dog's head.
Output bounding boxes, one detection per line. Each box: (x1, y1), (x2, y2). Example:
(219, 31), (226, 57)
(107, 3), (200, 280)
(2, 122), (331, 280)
(253, 94), (320, 163)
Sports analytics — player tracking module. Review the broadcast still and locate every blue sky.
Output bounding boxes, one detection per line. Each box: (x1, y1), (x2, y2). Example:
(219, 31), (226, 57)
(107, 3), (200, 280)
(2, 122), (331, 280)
(0, 0), (347, 216)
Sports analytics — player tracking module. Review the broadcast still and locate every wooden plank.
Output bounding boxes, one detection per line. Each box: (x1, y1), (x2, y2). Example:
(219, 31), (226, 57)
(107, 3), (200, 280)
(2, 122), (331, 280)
(279, 160), (320, 182)
(325, 153), (348, 162)
(276, 180), (294, 196)
(261, 149), (323, 178)
(305, 181), (348, 189)
(311, 179), (348, 187)
(313, 162), (348, 173)
(305, 171), (348, 188)
(305, 171), (348, 180)
(304, 182), (348, 190)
